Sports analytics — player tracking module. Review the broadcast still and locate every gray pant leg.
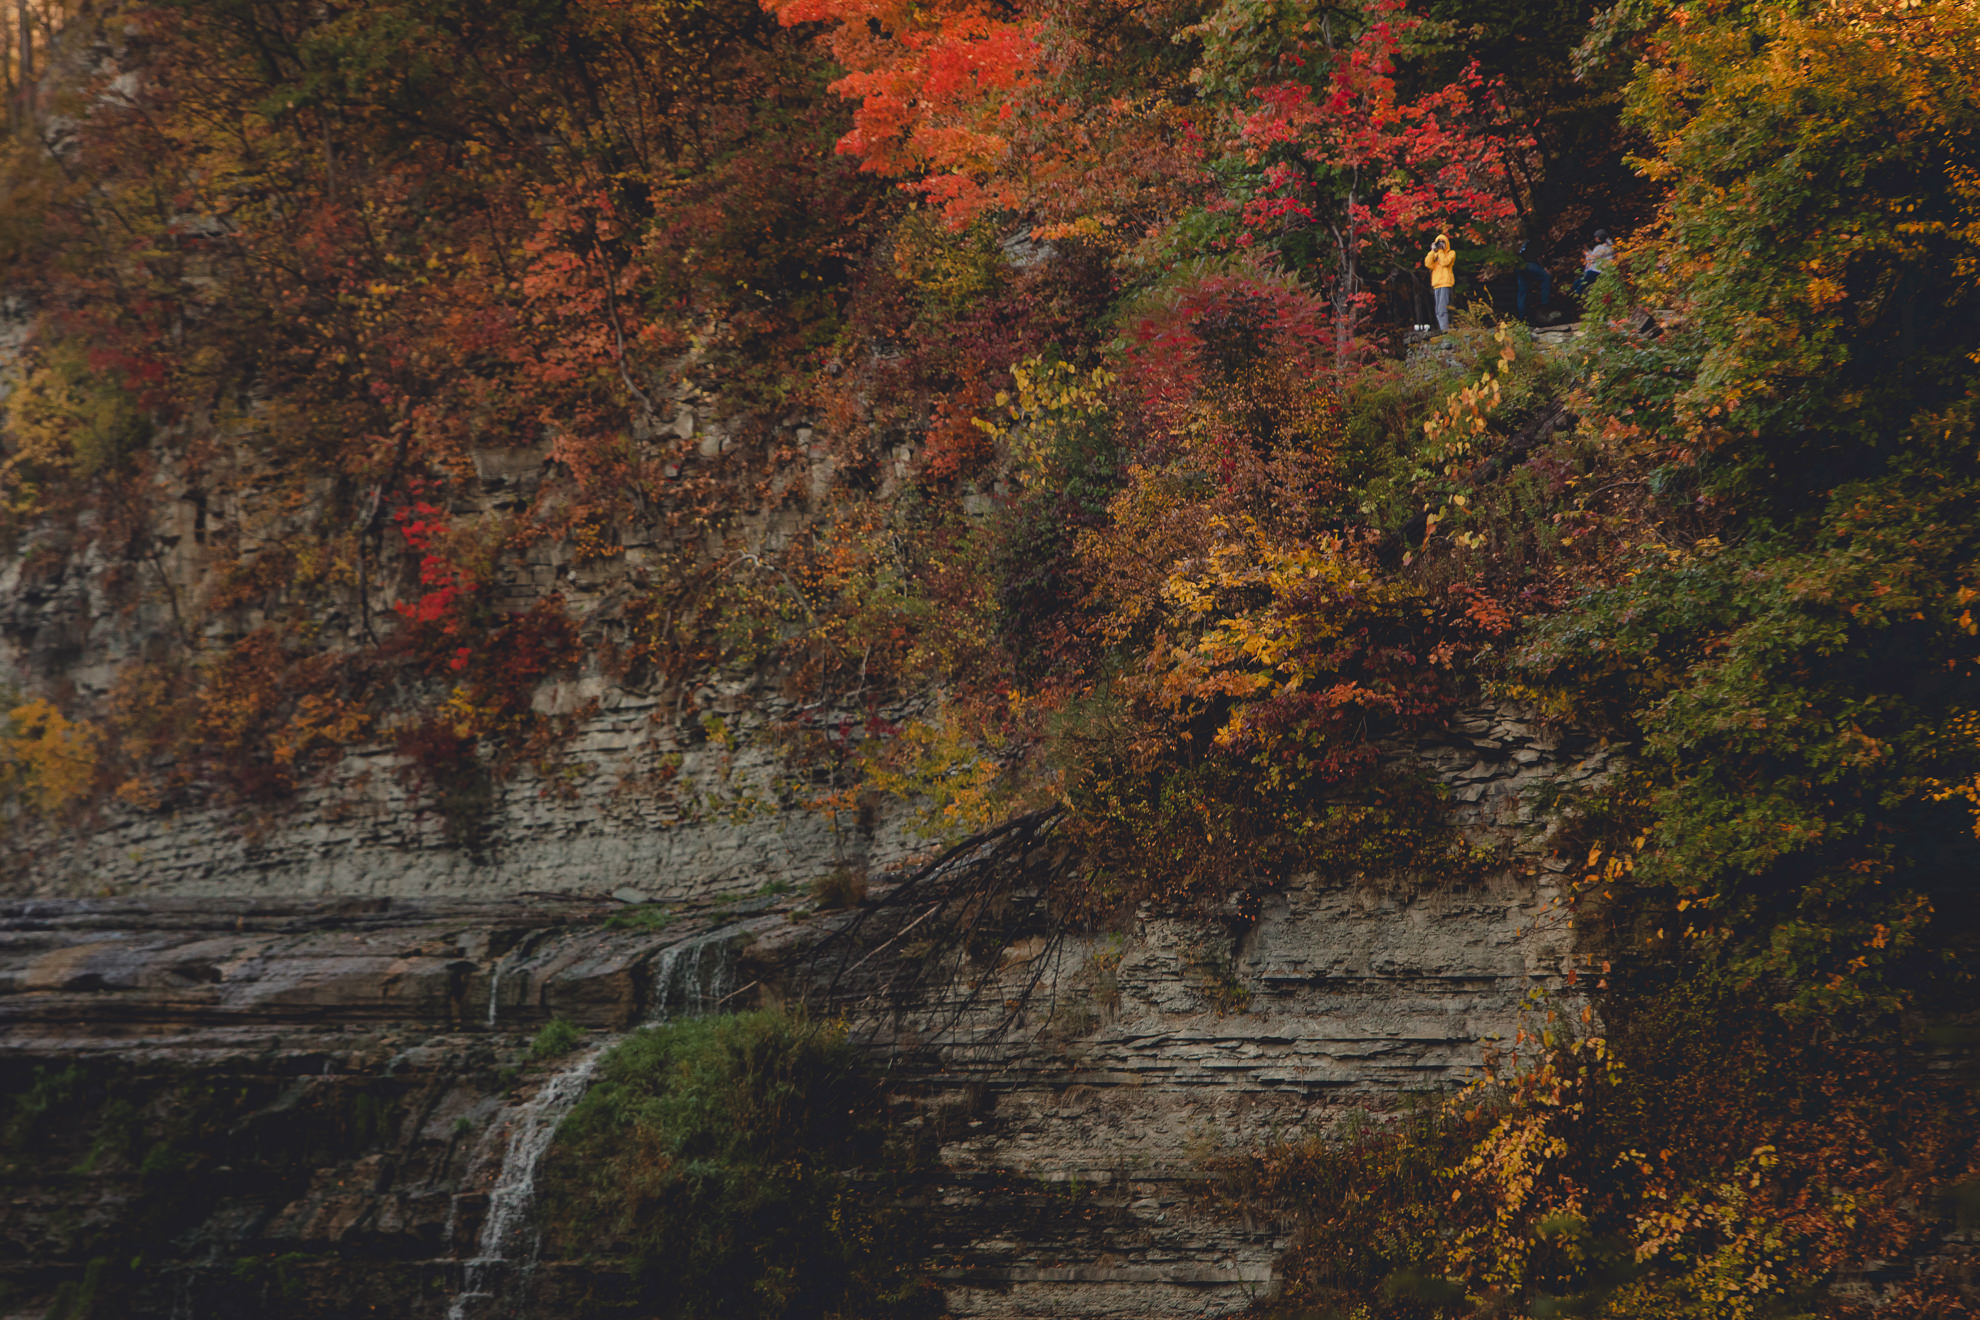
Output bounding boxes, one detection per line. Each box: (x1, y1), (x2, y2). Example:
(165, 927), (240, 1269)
(1434, 286), (1452, 330)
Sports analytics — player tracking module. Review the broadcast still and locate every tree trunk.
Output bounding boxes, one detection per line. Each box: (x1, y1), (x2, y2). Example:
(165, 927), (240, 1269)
(16, 0), (30, 125)
(1337, 182), (1359, 368)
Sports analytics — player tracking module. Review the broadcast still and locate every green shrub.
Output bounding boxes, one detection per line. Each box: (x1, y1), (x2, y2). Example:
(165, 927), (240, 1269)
(529, 1018), (583, 1061)
(536, 1009), (938, 1319)
(604, 903), (675, 932)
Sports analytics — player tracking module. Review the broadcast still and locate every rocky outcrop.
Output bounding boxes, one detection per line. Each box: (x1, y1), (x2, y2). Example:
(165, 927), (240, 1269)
(1, 688), (926, 901)
(0, 768), (1580, 1319)
(1, 270), (1610, 1314)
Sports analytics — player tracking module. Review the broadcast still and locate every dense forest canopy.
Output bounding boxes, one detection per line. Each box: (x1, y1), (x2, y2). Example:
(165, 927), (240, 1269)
(2, 0), (1978, 1314)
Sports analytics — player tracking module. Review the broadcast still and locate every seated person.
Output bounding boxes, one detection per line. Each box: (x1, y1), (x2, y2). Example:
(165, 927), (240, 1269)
(1571, 229), (1616, 295)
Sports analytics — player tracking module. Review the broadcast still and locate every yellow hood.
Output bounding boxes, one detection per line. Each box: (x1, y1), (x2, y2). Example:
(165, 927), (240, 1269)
(1425, 235), (1456, 287)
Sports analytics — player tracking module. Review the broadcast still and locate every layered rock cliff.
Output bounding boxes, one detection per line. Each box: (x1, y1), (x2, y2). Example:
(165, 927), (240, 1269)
(0, 701), (1598, 1317)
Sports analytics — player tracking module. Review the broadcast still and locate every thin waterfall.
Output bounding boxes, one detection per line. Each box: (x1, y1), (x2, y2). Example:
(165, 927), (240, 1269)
(485, 957), (505, 1029)
(444, 1041), (611, 1320)
(647, 924), (738, 1020)
(442, 924), (741, 1319)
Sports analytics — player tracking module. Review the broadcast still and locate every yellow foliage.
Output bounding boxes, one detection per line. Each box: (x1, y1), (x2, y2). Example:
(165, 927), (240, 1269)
(1, 698), (100, 817)
(274, 692), (372, 770)
(1621, 1143), (1811, 1320)
(891, 210), (1006, 309)
(1421, 323), (1516, 474)
(854, 705), (1017, 837)
(1153, 516), (1407, 759)
(1444, 1009), (1849, 1320)
(1, 339), (143, 517)
(1923, 708), (1980, 836)
(1445, 1020), (1609, 1295)
(972, 353), (1115, 487)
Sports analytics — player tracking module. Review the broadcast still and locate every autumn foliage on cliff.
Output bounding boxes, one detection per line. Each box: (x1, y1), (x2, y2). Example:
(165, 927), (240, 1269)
(1234, 1), (1980, 1315)
(0, 0), (1534, 829)
(3, 0), (1979, 1312)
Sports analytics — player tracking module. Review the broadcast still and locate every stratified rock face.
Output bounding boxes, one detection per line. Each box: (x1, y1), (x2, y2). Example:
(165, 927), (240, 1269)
(836, 876), (1574, 1318)
(0, 703), (1601, 1317)
(1, 690), (929, 902)
(0, 826), (1575, 1319)
(0, 269), (1602, 1311)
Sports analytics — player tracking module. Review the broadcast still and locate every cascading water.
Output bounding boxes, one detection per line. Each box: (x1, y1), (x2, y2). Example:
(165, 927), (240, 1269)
(442, 923), (742, 1319)
(646, 925), (738, 1020)
(445, 1041), (611, 1320)
(485, 957), (505, 1029)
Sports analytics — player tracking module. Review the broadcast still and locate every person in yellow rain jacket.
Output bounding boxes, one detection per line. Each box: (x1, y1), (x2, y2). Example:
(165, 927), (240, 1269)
(1424, 233), (1456, 332)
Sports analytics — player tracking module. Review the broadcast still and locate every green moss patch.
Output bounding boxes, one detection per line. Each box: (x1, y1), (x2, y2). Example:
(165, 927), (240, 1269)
(536, 1010), (939, 1319)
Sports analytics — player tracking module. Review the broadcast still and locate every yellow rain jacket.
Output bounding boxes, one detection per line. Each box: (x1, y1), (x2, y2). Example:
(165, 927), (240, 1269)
(1424, 235), (1456, 289)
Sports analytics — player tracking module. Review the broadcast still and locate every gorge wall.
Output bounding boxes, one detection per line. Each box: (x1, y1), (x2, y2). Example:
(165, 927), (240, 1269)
(0, 305), (930, 905)
(8, 0), (1980, 1310)
(0, 272), (1636, 1315)
(0, 689), (1604, 1318)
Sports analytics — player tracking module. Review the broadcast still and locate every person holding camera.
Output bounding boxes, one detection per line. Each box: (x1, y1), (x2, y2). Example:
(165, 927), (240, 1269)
(1424, 233), (1456, 332)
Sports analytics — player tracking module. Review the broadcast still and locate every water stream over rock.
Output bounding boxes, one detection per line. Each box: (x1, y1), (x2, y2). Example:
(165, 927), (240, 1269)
(647, 923), (739, 1019)
(445, 1041), (612, 1320)
(442, 924), (743, 1318)
(486, 957), (505, 1029)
